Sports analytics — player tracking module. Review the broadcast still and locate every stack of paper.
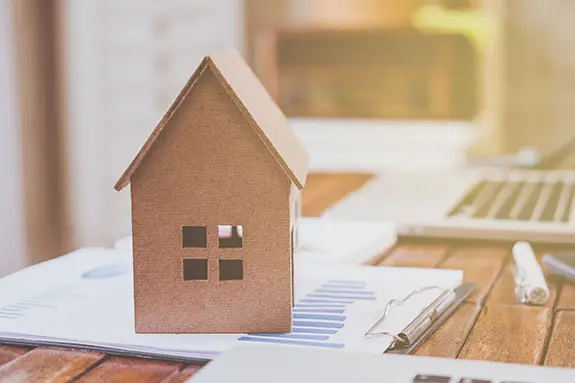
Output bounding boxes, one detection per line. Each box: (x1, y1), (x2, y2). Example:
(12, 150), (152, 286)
(297, 218), (396, 264)
(0, 247), (461, 362)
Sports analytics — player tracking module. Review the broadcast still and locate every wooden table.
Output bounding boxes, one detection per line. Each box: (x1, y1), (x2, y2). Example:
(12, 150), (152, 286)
(1, 173), (574, 382)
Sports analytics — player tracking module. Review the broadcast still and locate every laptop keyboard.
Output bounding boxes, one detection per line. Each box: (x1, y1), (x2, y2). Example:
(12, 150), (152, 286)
(413, 374), (538, 383)
(448, 174), (575, 222)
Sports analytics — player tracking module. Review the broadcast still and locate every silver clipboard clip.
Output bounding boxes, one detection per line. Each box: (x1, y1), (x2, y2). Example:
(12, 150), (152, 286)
(363, 284), (475, 352)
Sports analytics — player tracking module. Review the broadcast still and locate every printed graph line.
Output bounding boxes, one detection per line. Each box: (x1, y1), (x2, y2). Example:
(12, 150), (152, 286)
(292, 327), (338, 335)
(293, 313), (346, 321)
(307, 294), (376, 301)
(0, 307), (24, 313)
(7, 302), (53, 309)
(238, 336), (345, 349)
(299, 299), (354, 304)
(248, 333), (330, 341)
(292, 321), (344, 329)
(315, 289), (375, 295)
(321, 284), (366, 290)
(0, 287), (80, 319)
(327, 280), (367, 286)
(0, 310), (24, 316)
(293, 308), (346, 314)
(7, 304), (33, 309)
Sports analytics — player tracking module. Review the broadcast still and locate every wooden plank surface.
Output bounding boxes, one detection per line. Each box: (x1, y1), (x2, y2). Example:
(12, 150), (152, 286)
(458, 305), (552, 364)
(556, 280), (575, 310)
(0, 347), (104, 382)
(301, 173), (372, 217)
(0, 345), (30, 365)
(161, 364), (204, 383)
(544, 311), (575, 368)
(414, 302), (481, 358)
(75, 357), (182, 382)
(377, 244), (449, 268)
(457, 246), (561, 365)
(439, 246), (509, 304)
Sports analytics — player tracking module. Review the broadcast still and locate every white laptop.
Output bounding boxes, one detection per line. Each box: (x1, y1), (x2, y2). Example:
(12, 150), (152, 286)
(187, 344), (575, 383)
(323, 142), (575, 245)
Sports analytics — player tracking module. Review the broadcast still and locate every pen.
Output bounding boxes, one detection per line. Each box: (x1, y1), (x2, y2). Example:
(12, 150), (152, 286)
(512, 241), (549, 306)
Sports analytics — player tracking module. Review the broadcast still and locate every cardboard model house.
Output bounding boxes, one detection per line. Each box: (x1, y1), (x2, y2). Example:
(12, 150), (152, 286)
(114, 50), (309, 334)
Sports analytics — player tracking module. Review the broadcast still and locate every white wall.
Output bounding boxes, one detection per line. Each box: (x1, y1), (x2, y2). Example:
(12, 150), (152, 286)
(64, 0), (244, 248)
(0, 0), (26, 276)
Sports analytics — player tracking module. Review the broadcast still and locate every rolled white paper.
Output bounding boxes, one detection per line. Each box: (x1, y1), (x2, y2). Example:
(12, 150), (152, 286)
(512, 241), (549, 305)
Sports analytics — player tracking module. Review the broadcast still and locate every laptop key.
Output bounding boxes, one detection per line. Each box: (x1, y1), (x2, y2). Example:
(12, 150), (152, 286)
(458, 379), (491, 383)
(413, 375), (452, 383)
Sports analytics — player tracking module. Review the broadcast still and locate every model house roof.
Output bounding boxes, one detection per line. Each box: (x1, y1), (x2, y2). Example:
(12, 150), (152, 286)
(115, 49), (309, 191)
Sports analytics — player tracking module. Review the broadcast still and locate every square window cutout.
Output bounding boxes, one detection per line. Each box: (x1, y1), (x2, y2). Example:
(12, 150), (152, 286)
(218, 225), (243, 248)
(183, 259), (208, 280)
(182, 226), (207, 248)
(219, 259), (243, 281)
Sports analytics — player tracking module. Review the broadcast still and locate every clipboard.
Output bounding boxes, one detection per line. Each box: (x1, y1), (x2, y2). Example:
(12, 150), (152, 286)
(364, 282), (476, 355)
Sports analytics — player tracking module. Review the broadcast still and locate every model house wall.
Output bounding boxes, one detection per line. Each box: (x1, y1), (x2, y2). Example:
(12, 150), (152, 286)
(130, 68), (292, 333)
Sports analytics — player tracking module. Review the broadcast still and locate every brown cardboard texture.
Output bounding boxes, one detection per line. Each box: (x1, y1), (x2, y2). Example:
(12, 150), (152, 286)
(114, 49), (309, 334)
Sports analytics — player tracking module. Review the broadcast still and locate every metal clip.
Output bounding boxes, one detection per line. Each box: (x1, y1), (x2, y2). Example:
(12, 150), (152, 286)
(364, 286), (455, 348)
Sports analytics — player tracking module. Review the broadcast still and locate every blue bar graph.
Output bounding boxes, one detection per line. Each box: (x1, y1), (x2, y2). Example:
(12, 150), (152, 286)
(234, 277), (380, 351)
(292, 321), (344, 329)
(238, 336), (345, 349)
(293, 313), (346, 321)
(308, 294), (376, 301)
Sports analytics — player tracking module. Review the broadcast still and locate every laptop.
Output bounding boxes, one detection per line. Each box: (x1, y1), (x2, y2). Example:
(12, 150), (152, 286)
(187, 344), (575, 382)
(323, 139), (575, 245)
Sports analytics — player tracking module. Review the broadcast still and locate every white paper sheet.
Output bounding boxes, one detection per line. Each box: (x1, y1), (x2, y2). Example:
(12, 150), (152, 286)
(0, 247), (462, 362)
(297, 218), (396, 264)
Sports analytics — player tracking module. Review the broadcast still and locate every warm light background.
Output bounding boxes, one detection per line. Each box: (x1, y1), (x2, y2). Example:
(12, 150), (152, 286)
(1, 0), (574, 276)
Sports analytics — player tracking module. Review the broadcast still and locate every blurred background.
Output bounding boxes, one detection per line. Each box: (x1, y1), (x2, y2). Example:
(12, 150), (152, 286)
(1, 0), (574, 276)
